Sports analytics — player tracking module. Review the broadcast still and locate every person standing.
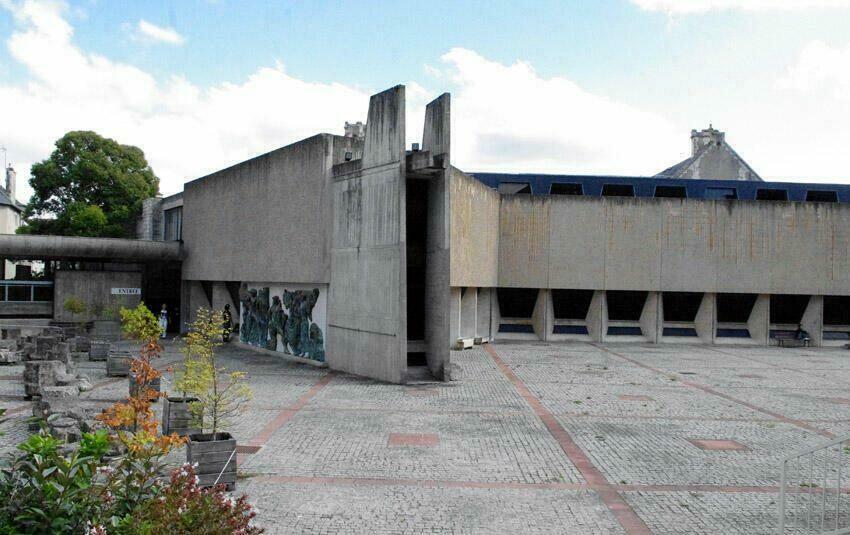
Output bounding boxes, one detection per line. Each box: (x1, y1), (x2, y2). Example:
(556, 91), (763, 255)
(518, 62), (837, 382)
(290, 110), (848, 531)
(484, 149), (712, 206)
(158, 304), (168, 339)
(223, 304), (233, 343)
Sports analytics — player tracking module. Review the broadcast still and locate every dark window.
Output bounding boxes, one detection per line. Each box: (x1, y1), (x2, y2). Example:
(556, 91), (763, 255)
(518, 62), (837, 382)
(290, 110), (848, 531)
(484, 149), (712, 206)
(498, 182), (531, 195)
(163, 207), (182, 241)
(824, 296), (850, 326)
(497, 288), (538, 318)
(552, 289), (594, 320)
(654, 185), (687, 198)
(806, 190), (838, 203)
(662, 292), (703, 322)
(756, 188), (788, 201)
(601, 184), (635, 197)
(606, 291), (647, 321)
(704, 187), (738, 200)
(549, 183), (583, 195)
(769, 294), (810, 324)
(716, 293), (757, 323)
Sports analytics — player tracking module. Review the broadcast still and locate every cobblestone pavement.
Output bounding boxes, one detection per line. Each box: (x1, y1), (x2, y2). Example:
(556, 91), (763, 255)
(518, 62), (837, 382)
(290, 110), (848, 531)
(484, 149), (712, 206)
(1, 340), (849, 534)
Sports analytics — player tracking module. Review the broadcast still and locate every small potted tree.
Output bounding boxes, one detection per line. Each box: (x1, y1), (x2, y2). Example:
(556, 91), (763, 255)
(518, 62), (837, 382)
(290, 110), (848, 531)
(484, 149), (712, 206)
(120, 303), (163, 402)
(181, 307), (252, 490)
(162, 311), (217, 437)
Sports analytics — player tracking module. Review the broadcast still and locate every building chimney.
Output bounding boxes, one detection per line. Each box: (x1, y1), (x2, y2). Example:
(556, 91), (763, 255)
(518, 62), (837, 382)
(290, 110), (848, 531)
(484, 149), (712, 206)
(691, 125), (725, 156)
(5, 165), (15, 204)
(344, 121), (366, 139)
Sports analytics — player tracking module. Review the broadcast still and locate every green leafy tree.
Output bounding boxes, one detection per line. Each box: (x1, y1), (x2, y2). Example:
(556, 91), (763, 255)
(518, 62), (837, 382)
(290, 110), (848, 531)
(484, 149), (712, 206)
(178, 308), (252, 435)
(19, 130), (159, 238)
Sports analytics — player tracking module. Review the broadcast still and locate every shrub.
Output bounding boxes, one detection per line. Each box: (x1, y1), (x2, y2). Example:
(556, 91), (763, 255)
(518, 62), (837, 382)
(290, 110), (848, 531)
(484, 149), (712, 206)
(116, 464), (263, 534)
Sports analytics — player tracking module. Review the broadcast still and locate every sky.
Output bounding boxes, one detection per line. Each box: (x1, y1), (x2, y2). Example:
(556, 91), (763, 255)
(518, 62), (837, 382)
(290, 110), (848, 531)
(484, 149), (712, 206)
(2, 0), (850, 202)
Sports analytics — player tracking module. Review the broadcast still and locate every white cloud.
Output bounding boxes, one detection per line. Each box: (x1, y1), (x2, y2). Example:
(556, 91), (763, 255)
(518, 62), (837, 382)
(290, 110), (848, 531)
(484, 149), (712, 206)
(0, 0), (688, 204)
(631, 0), (850, 14)
(441, 48), (679, 174)
(136, 19), (184, 45)
(778, 40), (850, 98)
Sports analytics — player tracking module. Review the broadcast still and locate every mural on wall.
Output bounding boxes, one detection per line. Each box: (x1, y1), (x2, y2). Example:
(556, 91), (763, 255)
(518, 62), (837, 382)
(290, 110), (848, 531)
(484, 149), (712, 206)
(238, 283), (326, 362)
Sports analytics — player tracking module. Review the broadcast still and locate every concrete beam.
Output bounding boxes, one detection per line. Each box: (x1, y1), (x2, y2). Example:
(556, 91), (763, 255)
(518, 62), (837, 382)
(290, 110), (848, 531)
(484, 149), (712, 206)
(586, 291), (606, 342)
(533, 289), (550, 341)
(0, 234), (181, 262)
(640, 292), (660, 343)
(748, 294), (770, 345)
(801, 295), (823, 347)
(694, 293), (716, 343)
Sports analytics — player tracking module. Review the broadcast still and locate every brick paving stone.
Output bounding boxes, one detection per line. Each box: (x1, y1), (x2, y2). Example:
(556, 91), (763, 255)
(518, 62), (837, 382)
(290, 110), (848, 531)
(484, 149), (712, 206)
(2, 339), (850, 533)
(239, 481), (625, 534)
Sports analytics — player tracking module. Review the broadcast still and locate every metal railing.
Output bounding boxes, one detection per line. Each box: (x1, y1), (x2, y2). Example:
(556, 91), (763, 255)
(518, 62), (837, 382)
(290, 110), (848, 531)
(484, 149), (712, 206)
(780, 434), (850, 534)
(0, 281), (53, 302)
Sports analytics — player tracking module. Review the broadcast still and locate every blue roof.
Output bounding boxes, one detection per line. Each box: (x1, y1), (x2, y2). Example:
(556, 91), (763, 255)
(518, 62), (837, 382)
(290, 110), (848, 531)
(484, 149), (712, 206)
(469, 173), (850, 203)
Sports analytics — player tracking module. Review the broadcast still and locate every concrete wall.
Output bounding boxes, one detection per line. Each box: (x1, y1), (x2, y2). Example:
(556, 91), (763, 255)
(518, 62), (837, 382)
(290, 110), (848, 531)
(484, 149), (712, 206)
(498, 196), (850, 295)
(450, 169), (499, 288)
(327, 86), (407, 384)
(422, 94), (452, 378)
(54, 270), (142, 322)
(181, 134), (335, 283)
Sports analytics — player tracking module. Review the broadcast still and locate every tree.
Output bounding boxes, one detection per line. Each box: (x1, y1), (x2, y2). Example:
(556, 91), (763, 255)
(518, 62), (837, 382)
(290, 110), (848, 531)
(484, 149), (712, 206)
(19, 131), (159, 238)
(178, 308), (252, 435)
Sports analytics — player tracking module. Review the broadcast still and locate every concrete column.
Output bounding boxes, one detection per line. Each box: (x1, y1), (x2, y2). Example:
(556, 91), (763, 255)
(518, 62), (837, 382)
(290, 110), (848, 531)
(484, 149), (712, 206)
(801, 295), (823, 347)
(460, 287), (477, 339)
(695, 292), (716, 344)
(449, 287), (462, 346)
(476, 288), (493, 342)
(640, 292), (660, 343)
(532, 289), (550, 341)
(748, 294), (770, 346)
(586, 290), (606, 342)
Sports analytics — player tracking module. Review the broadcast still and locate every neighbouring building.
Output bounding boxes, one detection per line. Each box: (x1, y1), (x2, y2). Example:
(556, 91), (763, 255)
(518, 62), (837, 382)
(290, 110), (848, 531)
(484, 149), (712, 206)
(1, 166), (25, 279)
(3, 85), (850, 384)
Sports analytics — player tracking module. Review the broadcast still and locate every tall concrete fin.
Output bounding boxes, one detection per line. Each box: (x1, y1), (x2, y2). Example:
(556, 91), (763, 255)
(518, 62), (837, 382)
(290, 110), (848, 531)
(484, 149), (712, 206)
(328, 86), (407, 383)
(422, 94), (452, 378)
(801, 295), (823, 347)
(422, 93), (450, 156)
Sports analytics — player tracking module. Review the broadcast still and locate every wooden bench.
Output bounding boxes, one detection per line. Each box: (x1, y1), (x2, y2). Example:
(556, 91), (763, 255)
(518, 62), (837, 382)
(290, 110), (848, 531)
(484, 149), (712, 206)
(775, 333), (810, 348)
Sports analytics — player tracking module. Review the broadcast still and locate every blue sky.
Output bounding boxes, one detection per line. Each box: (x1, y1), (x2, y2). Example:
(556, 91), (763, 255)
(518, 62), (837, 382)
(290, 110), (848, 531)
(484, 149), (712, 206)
(2, 0), (850, 198)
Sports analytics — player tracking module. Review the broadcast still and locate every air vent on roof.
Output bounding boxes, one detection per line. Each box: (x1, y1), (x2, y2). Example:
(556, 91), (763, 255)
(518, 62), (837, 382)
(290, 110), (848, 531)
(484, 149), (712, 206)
(601, 184), (635, 197)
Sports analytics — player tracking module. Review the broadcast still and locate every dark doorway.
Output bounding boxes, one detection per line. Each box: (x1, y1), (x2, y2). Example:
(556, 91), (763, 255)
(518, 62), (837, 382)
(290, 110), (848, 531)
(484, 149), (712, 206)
(143, 262), (182, 333)
(406, 179), (428, 365)
(606, 291), (647, 321)
(552, 289), (593, 320)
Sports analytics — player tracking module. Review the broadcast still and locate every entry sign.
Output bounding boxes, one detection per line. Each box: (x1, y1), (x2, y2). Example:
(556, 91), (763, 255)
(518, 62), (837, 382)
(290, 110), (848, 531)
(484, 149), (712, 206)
(111, 288), (141, 295)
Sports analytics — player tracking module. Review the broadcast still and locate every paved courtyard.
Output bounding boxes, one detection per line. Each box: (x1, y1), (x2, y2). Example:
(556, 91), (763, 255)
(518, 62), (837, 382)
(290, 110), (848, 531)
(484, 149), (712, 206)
(2, 340), (850, 534)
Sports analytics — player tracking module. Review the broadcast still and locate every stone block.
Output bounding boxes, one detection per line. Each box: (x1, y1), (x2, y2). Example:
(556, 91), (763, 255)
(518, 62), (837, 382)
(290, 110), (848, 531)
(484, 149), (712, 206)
(89, 340), (110, 361)
(0, 349), (21, 364)
(42, 385), (80, 399)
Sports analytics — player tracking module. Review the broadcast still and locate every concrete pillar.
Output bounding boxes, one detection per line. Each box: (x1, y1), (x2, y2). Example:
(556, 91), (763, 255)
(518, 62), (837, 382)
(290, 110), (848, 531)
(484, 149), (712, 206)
(476, 288), (493, 342)
(801, 295), (823, 347)
(748, 294), (770, 346)
(586, 290), (606, 342)
(449, 287), (462, 345)
(460, 287), (477, 339)
(640, 292), (660, 343)
(695, 292), (715, 344)
(532, 289), (550, 341)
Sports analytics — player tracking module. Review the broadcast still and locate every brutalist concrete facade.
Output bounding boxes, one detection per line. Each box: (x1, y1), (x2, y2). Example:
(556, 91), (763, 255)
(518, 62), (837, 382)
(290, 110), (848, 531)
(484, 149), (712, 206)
(162, 85), (850, 384)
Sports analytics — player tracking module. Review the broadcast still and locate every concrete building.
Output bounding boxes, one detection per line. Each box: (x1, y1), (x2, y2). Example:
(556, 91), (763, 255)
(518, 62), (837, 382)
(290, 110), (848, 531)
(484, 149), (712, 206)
(1, 166), (25, 279)
(4, 85), (850, 384)
(656, 126), (761, 181)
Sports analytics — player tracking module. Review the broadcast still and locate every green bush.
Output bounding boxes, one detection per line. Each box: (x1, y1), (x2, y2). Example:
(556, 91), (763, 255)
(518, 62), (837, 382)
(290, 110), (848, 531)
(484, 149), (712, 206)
(0, 429), (263, 534)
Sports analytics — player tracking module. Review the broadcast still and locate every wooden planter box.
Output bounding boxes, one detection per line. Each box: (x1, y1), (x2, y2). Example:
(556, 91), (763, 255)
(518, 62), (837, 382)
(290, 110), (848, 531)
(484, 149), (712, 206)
(187, 432), (237, 491)
(106, 352), (132, 377)
(128, 375), (161, 402)
(74, 335), (91, 354)
(89, 340), (110, 361)
(162, 397), (201, 437)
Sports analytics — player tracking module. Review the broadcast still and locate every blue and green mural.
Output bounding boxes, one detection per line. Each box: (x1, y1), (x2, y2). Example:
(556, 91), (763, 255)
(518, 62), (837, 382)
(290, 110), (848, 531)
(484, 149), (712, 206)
(238, 283), (325, 362)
